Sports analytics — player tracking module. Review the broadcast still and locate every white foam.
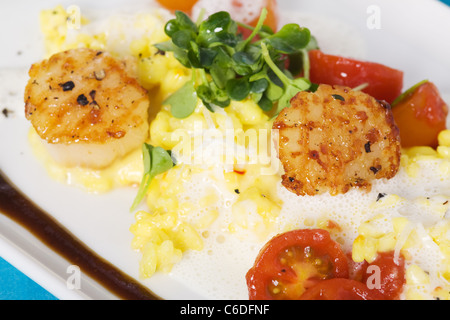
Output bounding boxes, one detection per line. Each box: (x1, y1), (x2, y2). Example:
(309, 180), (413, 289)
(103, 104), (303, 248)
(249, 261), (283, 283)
(280, 11), (367, 59)
(169, 171), (258, 299)
(64, 7), (173, 57)
(167, 152), (450, 299)
(191, 0), (267, 25)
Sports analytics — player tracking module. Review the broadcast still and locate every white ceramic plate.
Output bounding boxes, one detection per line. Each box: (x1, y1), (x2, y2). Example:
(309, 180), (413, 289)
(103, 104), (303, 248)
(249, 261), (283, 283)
(1, 0), (449, 300)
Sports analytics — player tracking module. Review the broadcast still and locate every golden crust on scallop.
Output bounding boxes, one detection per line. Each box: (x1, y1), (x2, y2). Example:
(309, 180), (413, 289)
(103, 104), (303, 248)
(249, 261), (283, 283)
(25, 48), (148, 144)
(273, 84), (401, 196)
(24, 48), (150, 168)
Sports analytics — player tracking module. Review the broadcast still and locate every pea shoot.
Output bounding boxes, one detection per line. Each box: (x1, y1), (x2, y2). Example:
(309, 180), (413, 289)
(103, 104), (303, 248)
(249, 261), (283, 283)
(130, 143), (175, 212)
(155, 8), (318, 118)
(131, 9), (319, 210)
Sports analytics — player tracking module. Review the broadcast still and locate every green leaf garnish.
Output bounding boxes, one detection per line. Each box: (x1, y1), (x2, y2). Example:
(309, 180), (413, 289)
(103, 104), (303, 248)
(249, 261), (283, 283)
(265, 24), (311, 54)
(260, 42), (310, 115)
(155, 8), (317, 117)
(130, 143), (175, 212)
(197, 11), (238, 47)
(226, 77), (251, 101)
(165, 10), (198, 37)
(164, 78), (198, 118)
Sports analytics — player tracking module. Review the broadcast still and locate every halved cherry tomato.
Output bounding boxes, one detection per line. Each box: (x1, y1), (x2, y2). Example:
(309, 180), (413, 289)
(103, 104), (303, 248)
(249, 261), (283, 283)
(360, 251), (406, 300)
(308, 50), (404, 104)
(391, 81), (448, 148)
(299, 278), (386, 300)
(155, 0), (199, 13)
(246, 229), (349, 300)
(347, 252), (369, 282)
(347, 251), (406, 300)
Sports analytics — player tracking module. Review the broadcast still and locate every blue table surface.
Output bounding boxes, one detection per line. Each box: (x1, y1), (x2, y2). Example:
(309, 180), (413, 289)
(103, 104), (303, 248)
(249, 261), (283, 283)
(1, 0), (450, 300)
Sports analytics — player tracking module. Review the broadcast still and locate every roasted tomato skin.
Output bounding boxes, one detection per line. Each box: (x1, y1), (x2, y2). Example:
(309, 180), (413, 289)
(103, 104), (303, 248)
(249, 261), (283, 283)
(308, 50), (404, 104)
(246, 229), (349, 300)
(391, 81), (448, 148)
(360, 251), (406, 300)
(246, 230), (407, 300)
(299, 278), (387, 300)
(347, 252), (369, 282)
(347, 251), (406, 300)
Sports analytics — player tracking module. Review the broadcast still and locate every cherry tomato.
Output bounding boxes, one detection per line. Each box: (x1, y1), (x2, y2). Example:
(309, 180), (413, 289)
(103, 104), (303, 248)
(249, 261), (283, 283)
(347, 252), (369, 282)
(308, 50), (404, 104)
(155, 0), (198, 13)
(246, 229), (349, 300)
(360, 251), (406, 300)
(391, 81), (448, 148)
(299, 278), (386, 300)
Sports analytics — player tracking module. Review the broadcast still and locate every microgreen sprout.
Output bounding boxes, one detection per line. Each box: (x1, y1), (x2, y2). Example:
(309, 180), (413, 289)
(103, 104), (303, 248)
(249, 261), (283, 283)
(155, 8), (318, 118)
(391, 79), (428, 107)
(130, 143), (175, 212)
(132, 9), (319, 209)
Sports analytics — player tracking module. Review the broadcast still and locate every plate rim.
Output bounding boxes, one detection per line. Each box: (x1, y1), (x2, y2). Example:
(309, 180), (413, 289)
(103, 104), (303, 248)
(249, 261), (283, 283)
(1, 0), (450, 300)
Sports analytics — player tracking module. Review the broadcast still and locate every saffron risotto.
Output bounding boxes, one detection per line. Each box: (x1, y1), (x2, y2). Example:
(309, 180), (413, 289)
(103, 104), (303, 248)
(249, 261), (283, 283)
(31, 5), (450, 299)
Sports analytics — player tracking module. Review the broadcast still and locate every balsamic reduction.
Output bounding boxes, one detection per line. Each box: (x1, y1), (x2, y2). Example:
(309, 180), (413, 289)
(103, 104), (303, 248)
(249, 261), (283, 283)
(0, 172), (160, 300)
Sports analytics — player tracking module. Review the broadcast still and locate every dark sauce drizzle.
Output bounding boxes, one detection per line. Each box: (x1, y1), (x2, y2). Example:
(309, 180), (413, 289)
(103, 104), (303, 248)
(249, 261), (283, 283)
(0, 172), (160, 300)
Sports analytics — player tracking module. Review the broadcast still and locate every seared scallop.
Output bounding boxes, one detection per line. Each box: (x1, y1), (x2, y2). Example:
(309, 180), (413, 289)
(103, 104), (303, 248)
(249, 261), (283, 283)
(273, 84), (401, 196)
(24, 48), (149, 169)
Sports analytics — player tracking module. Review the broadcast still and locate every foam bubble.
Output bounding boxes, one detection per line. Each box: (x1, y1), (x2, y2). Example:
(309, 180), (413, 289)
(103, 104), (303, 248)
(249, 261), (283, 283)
(191, 0), (267, 25)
